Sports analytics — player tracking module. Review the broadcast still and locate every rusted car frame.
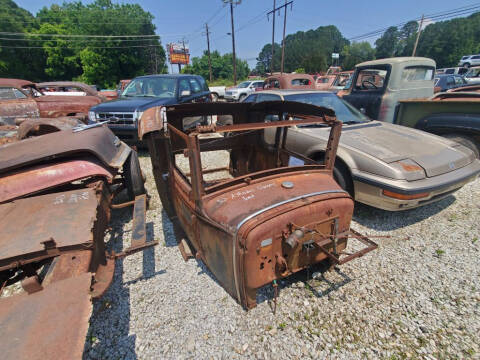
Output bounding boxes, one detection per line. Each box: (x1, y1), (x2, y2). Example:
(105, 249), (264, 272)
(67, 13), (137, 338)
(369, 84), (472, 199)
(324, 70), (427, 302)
(139, 102), (377, 309)
(0, 125), (154, 360)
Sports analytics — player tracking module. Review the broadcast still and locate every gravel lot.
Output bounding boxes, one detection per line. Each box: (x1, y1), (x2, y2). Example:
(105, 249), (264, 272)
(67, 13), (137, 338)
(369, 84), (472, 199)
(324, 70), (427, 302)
(84, 151), (480, 360)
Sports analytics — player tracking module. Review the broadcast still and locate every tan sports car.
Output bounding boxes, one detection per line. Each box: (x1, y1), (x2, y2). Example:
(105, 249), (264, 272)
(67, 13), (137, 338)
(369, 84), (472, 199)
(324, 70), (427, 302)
(238, 90), (480, 211)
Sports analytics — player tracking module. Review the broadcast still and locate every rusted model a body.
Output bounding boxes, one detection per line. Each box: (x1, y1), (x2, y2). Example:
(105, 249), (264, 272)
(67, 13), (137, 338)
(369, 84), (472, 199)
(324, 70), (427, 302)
(0, 125), (153, 360)
(139, 101), (376, 309)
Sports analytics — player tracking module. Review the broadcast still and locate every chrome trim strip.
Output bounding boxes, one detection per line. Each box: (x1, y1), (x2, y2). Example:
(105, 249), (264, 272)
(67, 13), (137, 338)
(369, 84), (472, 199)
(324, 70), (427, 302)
(231, 189), (347, 304)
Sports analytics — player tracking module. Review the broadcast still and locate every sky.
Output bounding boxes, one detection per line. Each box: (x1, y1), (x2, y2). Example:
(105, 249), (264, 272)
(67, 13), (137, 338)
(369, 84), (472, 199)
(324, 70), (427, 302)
(14, 0), (480, 73)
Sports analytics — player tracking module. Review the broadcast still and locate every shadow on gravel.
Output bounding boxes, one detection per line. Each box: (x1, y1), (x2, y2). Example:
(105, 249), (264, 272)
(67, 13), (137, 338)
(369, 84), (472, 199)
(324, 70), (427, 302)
(161, 209), (180, 247)
(353, 195), (456, 231)
(84, 205), (162, 359)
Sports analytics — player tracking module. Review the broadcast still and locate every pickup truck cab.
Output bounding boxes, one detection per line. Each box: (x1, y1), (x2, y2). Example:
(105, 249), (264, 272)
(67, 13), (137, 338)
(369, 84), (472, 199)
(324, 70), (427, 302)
(342, 57), (435, 123)
(88, 74), (210, 144)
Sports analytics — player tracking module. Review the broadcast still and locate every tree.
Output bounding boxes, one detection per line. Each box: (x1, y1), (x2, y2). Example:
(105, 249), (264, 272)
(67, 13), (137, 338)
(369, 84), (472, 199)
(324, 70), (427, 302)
(375, 26), (400, 59)
(255, 43), (281, 75)
(182, 50), (249, 82)
(341, 42), (376, 70)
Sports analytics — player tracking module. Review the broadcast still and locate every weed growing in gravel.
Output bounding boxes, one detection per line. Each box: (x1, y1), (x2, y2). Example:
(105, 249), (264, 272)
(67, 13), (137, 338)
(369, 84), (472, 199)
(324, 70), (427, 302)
(472, 237), (478, 244)
(278, 322), (287, 330)
(435, 249), (445, 257)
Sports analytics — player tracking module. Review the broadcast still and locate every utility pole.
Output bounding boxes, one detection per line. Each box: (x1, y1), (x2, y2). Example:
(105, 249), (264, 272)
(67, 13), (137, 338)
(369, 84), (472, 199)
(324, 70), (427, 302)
(412, 14), (424, 57)
(205, 23), (213, 82)
(224, 0), (241, 85)
(268, 1), (292, 74)
(268, 0), (276, 74)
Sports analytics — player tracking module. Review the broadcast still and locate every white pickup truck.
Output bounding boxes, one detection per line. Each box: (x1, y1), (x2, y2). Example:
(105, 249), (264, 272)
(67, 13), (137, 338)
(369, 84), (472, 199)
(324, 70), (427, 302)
(208, 86), (226, 101)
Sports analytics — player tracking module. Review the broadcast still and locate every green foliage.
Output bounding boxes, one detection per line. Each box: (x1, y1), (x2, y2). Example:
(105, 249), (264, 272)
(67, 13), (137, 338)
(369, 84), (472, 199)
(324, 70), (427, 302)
(256, 25), (349, 75)
(0, 0), (166, 87)
(294, 67), (305, 73)
(375, 26), (400, 59)
(181, 50), (249, 82)
(341, 42), (376, 70)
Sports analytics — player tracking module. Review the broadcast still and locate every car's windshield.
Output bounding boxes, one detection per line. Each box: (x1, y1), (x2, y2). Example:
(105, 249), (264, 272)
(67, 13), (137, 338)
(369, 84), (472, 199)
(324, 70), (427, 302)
(237, 82), (250, 88)
(122, 77), (177, 98)
(284, 92), (369, 124)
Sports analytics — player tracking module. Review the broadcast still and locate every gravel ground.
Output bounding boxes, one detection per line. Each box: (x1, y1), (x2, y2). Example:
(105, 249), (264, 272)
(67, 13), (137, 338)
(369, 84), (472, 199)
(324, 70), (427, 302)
(84, 151), (480, 360)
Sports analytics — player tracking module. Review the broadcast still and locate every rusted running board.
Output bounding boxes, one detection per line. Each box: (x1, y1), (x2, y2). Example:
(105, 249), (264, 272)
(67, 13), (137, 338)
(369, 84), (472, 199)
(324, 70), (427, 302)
(113, 194), (158, 258)
(316, 229), (378, 265)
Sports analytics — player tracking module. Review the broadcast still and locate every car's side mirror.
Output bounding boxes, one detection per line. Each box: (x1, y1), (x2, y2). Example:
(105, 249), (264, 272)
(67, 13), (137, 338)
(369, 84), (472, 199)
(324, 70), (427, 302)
(180, 90), (191, 97)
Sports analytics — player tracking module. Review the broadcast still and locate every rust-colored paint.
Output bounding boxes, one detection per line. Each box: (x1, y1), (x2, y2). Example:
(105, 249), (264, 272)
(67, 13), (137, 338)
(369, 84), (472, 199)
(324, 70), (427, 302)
(140, 101), (377, 309)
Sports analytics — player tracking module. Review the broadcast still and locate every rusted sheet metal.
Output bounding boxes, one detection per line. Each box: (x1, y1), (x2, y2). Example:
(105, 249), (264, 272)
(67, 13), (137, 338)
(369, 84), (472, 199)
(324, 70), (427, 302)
(0, 273), (93, 360)
(138, 106), (165, 139)
(37, 81), (100, 97)
(17, 117), (85, 139)
(35, 94), (100, 118)
(0, 78), (34, 88)
(142, 101), (377, 309)
(0, 126), (131, 174)
(0, 187), (100, 271)
(0, 98), (39, 125)
(0, 158), (114, 203)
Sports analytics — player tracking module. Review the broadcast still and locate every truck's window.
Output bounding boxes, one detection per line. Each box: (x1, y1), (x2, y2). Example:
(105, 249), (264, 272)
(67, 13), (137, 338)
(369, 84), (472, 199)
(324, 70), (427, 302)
(446, 76), (455, 86)
(454, 76), (464, 85)
(197, 77), (209, 91)
(178, 79), (190, 94)
(123, 77), (177, 98)
(189, 78), (202, 93)
(355, 69), (387, 90)
(0, 87), (17, 100)
(291, 78), (311, 86)
(471, 55), (480, 60)
(257, 93), (281, 102)
(401, 66), (434, 81)
(445, 68), (454, 74)
(253, 81), (264, 88)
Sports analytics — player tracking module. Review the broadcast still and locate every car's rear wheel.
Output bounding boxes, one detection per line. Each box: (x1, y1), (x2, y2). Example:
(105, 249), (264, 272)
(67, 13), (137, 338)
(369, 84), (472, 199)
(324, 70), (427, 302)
(444, 134), (480, 158)
(124, 150), (146, 200)
(238, 94), (246, 102)
(211, 93), (219, 102)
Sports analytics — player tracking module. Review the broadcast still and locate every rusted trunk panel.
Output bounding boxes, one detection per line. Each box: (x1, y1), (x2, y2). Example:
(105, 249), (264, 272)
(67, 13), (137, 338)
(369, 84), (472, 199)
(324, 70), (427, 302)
(0, 273), (93, 360)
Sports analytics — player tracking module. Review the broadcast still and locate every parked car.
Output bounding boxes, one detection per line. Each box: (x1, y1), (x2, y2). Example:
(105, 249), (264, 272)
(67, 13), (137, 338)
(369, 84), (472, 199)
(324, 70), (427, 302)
(37, 81), (108, 101)
(240, 90), (480, 211)
(0, 79), (101, 125)
(341, 57), (436, 122)
(316, 71), (353, 91)
(0, 122), (154, 359)
(434, 74), (467, 92)
(263, 73), (316, 91)
(395, 91), (480, 158)
(436, 67), (468, 75)
(209, 86), (226, 101)
(315, 75), (335, 90)
(463, 66), (480, 85)
(138, 101), (377, 309)
(458, 54), (480, 68)
(88, 74), (211, 145)
(224, 80), (265, 102)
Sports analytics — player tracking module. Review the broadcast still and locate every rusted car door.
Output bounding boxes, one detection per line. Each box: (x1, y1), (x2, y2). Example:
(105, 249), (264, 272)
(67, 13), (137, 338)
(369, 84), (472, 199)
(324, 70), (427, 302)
(0, 87), (39, 125)
(343, 66), (390, 120)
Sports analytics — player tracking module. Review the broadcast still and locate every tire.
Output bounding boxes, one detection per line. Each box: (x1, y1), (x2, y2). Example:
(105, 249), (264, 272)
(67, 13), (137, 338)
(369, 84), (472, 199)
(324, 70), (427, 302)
(332, 162), (354, 197)
(211, 93), (219, 102)
(238, 94), (246, 102)
(124, 150), (146, 200)
(444, 134), (480, 158)
(463, 62), (470, 69)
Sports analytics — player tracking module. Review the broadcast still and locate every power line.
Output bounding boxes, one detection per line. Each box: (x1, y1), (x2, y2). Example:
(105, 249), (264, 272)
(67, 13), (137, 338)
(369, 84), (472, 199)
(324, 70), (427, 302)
(0, 31), (160, 38)
(0, 44), (164, 49)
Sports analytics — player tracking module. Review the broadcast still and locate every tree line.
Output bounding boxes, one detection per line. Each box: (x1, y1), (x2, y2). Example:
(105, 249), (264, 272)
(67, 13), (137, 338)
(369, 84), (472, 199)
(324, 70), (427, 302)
(0, 0), (166, 88)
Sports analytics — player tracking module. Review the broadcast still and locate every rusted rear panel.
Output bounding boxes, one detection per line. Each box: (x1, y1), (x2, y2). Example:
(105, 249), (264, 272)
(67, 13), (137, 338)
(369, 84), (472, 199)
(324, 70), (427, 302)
(0, 158), (114, 203)
(0, 98), (39, 125)
(0, 273), (93, 360)
(0, 126), (131, 174)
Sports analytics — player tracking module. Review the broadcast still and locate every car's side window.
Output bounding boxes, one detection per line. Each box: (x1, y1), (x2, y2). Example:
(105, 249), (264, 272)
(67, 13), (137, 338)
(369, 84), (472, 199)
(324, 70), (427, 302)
(454, 76), (464, 85)
(189, 78), (201, 93)
(178, 79), (191, 94)
(446, 76), (455, 86)
(257, 94), (282, 102)
(0, 87), (19, 100)
(243, 94), (257, 103)
(13, 88), (27, 99)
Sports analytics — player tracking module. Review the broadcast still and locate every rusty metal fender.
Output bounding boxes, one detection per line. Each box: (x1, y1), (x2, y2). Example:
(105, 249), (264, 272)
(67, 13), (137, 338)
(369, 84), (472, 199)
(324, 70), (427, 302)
(138, 106), (165, 139)
(0, 126), (131, 174)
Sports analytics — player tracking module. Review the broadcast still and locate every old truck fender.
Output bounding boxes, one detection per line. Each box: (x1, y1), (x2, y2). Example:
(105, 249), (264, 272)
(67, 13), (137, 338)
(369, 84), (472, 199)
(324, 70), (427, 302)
(415, 113), (480, 136)
(138, 106), (165, 139)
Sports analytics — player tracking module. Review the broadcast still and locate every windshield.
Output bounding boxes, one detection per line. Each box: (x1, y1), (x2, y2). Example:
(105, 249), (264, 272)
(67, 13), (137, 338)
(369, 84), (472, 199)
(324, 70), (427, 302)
(284, 92), (369, 124)
(122, 77), (177, 98)
(237, 82), (250, 88)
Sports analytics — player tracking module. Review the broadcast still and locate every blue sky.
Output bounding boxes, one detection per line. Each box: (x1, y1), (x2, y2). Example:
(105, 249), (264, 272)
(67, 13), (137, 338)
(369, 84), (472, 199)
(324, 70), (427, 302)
(15, 0), (480, 72)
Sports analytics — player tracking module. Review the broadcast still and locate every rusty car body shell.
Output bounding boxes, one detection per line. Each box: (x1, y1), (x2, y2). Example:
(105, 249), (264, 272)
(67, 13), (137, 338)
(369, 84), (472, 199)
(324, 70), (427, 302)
(37, 81), (108, 102)
(0, 125), (153, 359)
(264, 73), (316, 90)
(139, 101), (376, 309)
(0, 78), (101, 124)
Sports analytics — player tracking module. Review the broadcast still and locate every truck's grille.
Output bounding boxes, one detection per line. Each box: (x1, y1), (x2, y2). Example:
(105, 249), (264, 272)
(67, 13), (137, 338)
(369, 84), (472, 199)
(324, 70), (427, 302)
(97, 112), (135, 126)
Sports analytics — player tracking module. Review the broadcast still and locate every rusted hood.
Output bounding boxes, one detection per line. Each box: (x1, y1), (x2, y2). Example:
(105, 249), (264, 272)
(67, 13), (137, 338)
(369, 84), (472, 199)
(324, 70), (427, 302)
(203, 170), (349, 231)
(0, 126), (131, 174)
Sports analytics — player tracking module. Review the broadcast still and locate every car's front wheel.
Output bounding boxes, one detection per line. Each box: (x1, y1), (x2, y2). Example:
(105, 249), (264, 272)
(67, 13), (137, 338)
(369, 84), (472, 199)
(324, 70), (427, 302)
(333, 162), (354, 197)
(463, 62), (471, 68)
(124, 150), (146, 200)
(444, 133), (480, 158)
